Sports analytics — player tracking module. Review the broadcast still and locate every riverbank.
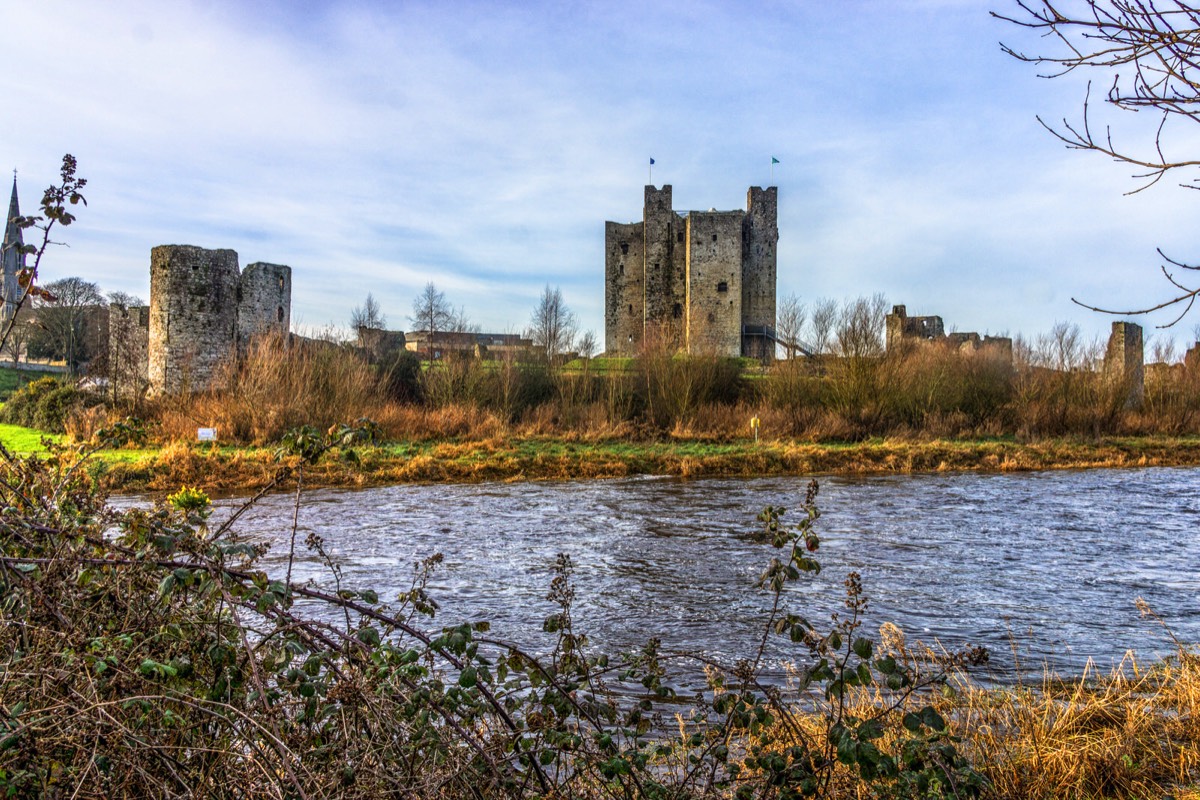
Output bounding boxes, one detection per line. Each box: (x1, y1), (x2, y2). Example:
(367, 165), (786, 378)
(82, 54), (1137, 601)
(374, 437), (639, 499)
(86, 434), (1200, 493)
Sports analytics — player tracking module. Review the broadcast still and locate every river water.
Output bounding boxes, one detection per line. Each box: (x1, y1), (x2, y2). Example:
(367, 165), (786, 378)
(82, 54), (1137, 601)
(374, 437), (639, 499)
(200, 466), (1199, 681)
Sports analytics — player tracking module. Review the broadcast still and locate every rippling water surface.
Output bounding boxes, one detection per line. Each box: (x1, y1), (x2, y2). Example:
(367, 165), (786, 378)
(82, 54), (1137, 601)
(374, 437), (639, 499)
(195, 467), (1199, 679)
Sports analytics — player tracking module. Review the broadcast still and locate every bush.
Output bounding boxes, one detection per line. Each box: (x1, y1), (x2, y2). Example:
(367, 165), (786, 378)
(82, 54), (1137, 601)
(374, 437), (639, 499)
(0, 375), (104, 433)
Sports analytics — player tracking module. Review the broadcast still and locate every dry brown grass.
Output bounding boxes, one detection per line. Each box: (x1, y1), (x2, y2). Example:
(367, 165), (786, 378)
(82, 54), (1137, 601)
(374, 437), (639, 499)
(954, 651), (1200, 799)
(157, 331), (389, 444)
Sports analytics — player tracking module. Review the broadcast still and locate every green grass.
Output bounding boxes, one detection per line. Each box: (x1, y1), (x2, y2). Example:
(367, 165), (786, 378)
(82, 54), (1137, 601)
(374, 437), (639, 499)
(0, 367), (38, 401)
(0, 423), (61, 453)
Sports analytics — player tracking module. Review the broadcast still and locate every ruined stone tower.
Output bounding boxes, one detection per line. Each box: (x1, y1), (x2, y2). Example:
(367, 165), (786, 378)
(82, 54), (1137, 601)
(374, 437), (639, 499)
(237, 262), (291, 348)
(148, 245), (292, 396)
(1104, 320), (1144, 409)
(604, 185), (778, 359)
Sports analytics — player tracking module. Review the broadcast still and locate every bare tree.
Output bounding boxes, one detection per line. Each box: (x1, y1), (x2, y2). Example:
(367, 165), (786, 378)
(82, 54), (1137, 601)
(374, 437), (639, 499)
(30, 276), (103, 375)
(808, 297), (838, 357)
(351, 292), (386, 332)
(776, 292), (807, 359)
(833, 294), (888, 360)
(528, 285), (578, 363)
(576, 330), (598, 361)
(448, 304), (477, 334)
(997, 1), (1200, 323)
(409, 282), (453, 365)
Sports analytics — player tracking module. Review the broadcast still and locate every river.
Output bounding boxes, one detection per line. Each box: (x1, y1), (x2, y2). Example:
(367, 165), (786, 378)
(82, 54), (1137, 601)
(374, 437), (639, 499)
(197, 466), (1199, 681)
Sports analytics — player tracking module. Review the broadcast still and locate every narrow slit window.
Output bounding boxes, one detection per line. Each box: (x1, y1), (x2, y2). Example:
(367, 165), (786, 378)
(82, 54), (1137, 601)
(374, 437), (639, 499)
(717, 281), (728, 293)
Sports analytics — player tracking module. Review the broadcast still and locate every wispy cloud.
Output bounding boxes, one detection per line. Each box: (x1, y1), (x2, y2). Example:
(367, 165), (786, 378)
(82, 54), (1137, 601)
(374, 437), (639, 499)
(3, 0), (1196, 344)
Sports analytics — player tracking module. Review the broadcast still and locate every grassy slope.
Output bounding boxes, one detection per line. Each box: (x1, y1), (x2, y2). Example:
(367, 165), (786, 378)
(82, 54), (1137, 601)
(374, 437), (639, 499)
(85, 433), (1200, 494)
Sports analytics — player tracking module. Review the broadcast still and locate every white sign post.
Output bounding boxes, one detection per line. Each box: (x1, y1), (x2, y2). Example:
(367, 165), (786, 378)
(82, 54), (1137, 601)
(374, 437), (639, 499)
(197, 427), (217, 442)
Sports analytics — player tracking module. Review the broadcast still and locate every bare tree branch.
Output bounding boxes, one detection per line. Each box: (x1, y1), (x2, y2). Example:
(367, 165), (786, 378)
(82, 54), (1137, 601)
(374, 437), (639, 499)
(998, 1), (1200, 323)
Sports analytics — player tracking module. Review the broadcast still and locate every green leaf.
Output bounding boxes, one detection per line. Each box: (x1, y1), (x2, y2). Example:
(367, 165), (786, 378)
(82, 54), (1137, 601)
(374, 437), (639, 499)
(459, 666), (477, 688)
(356, 627), (381, 647)
(902, 711), (923, 733)
(852, 638), (873, 659)
(920, 707), (947, 732)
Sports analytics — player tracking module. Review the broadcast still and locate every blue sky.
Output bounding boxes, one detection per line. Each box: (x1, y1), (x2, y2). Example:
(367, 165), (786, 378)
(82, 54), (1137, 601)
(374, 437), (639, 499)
(6, 0), (1200, 350)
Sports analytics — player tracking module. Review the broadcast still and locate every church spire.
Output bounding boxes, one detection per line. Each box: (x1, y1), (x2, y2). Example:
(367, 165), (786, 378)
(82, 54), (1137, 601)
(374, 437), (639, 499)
(2, 174), (25, 321)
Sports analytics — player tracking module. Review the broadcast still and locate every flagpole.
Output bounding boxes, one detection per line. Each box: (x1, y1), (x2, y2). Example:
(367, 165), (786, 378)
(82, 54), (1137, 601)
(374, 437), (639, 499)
(648, 158), (654, 186)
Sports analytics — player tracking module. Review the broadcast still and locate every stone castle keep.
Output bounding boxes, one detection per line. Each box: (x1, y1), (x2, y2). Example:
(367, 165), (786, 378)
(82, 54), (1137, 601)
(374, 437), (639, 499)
(146, 245), (291, 395)
(605, 185), (778, 359)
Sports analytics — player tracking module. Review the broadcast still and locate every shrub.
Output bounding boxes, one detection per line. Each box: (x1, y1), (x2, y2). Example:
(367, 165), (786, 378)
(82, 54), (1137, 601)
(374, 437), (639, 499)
(0, 375), (104, 433)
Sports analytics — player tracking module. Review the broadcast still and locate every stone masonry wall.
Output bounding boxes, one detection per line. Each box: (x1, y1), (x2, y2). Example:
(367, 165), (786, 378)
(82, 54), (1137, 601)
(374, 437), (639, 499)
(149, 245), (240, 396)
(685, 211), (744, 356)
(148, 246), (294, 396)
(238, 261), (292, 348)
(642, 185), (685, 348)
(1105, 320), (1144, 409)
(741, 187), (778, 360)
(108, 303), (150, 399)
(604, 221), (645, 352)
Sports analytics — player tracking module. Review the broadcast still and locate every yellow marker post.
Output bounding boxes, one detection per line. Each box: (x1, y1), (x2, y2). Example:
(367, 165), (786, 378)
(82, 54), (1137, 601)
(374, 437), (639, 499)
(750, 415), (760, 443)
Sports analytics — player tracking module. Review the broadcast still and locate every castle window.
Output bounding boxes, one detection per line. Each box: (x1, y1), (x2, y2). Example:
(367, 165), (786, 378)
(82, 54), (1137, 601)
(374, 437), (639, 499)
(677, 231), (684, 243)
(278, 276), (285, 290)
(717, 281), (728, 293)
(620, 242), (629, 255)
(673, 303), (681, 319)
(277, 306), (284, 323)
(628, 304), (633, 315)
(619, 264), (624, 276)
(712, 234), (717, 242)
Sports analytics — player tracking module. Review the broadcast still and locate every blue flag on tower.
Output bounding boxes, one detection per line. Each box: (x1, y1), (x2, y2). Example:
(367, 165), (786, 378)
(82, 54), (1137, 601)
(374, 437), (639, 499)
(771, 157), (780, 164)
(650, 158), (655, 165)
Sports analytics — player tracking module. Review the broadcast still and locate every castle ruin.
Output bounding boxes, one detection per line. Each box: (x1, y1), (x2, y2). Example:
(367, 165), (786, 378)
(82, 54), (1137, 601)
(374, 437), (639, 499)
(1103, 320), (1144, 409)
(604, 185), (777, 359)
(886, 305), (1013, 361)
(148, 245), (291, 395)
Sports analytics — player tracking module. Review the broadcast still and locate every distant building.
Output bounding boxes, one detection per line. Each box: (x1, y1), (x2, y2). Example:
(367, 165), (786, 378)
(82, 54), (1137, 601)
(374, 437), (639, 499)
(604, 185), (778, 360)
(404, 330), (533, 360)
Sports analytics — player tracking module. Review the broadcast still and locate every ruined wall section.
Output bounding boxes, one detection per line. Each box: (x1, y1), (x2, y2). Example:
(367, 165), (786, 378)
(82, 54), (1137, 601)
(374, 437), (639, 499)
(1104, 320), (1144, 409)
(742, 186), (778, 360)
(238, 261), (292, 349)
(604, 221), (645, 353)
(109, 303), (150, 398)
(642, 185), (684, 348)
(885, 305), (945, 350)
(149, 245), (240, 396)
(685, 212), (744, 357)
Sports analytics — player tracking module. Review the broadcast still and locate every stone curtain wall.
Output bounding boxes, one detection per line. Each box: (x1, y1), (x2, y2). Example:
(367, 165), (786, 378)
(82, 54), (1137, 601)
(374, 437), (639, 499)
(108, 303), (150, 399)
